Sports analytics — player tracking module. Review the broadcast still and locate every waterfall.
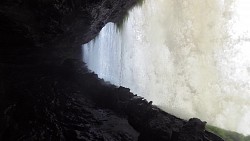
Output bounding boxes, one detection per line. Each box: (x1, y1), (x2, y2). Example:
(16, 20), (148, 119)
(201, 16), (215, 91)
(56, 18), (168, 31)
(82, 0), (250, 135)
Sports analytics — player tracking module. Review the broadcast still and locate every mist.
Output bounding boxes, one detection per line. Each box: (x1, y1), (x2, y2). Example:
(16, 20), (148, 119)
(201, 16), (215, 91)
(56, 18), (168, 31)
(83, 0), (250, 135)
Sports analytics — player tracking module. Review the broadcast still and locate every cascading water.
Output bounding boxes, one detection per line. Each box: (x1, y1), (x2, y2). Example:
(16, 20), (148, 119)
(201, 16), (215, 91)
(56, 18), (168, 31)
(82, 0), (250, 135)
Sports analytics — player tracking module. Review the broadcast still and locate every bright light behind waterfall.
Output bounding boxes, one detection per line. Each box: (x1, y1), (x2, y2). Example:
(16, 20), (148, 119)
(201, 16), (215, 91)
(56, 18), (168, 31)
(82, 0), (250, 135)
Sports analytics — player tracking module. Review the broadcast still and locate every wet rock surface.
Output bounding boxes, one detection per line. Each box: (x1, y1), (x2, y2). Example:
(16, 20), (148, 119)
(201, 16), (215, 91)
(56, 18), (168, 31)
(0, 59), (221, 141)
(0, 62), (139, 141)
(0, 0), (138, 64)
(65, 60), (224, 141)
(0, 59), (225, 141)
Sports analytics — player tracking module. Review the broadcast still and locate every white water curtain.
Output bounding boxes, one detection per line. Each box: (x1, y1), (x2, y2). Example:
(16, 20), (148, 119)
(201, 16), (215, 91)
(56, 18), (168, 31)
(83, 0), (250, 135)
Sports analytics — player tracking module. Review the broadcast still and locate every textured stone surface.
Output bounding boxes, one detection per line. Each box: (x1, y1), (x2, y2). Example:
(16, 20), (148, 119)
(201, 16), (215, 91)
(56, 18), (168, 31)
(0, 58), (224, 141)
(0, 62), (139, 140)
(0, 0), (138, 64)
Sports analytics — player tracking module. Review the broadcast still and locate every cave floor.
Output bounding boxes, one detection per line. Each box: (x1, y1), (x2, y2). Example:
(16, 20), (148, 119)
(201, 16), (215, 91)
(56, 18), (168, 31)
(0, 63), (139, 141)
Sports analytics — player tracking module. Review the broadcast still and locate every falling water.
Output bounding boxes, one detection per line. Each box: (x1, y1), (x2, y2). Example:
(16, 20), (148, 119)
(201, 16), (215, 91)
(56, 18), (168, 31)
(82, 0), (250, 135)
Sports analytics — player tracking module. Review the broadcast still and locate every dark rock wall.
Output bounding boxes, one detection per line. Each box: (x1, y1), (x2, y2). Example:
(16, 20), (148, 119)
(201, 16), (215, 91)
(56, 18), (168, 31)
(0, 0), (137, 64)
(0, 62), (140, 141)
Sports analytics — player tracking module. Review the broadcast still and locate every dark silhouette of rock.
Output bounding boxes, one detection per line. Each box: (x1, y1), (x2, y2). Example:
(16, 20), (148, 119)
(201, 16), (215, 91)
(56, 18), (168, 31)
(64, 60), (224, 141)
(0, 0), (139, 64)
(178, 118), (207, 141)
(0, 58), (224, 140)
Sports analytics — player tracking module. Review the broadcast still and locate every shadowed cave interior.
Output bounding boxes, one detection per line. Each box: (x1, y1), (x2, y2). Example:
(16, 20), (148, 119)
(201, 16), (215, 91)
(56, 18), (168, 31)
(1, 0), (250, 141)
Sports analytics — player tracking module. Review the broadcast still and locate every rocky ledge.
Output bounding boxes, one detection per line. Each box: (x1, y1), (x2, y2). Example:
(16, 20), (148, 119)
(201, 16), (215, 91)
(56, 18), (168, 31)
(0, 59), (224, 141)
(65, 59), (225, 141)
